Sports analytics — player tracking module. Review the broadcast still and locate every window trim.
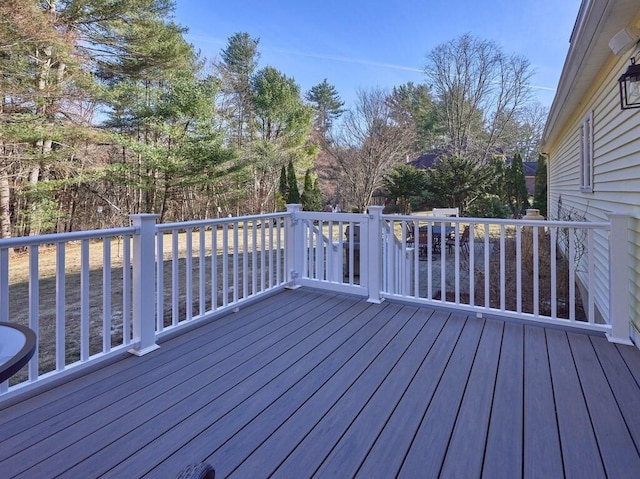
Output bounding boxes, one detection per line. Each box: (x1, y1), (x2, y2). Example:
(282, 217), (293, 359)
(580, 110), (594, 193)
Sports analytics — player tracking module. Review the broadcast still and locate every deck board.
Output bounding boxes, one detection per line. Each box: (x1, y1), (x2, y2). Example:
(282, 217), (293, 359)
(0, 290), (323, 461)
(617, 341), (640, 384)
(356, 312), (467, 478)
(229, 302), (411, 478)
(438, 318), (503, 478)
(1, 288), (640, 479)
(114, 295), (382, 478)
(483, 320), (524, 479)
(0, 290), (304, 428)
(523, 324), (564, 478)
(398, 315), (484, 478)
(546, 328), (605, 478)
(591, 336), (640, 448)
(3, 290), (343, 476)
(569, 332), (640, 477)
(201, 299), (400, 477)
(50, 293), (360, 478)
(314, 309), (446, 478)
(273, 305), (425, 477)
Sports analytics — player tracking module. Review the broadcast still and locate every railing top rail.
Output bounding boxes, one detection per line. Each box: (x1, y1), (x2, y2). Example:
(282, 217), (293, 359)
(156, 212), (290, 232)
(296, 211), (368, 222)
(382, 214), (610, 230)
(0, 227), (137, 249)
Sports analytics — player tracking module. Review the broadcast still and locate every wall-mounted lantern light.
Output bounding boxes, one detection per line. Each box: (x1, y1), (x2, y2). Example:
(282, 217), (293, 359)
(619, 57), (640, 110)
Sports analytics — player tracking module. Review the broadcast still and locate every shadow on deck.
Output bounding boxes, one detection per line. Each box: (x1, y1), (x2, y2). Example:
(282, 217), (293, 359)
(1, 288), (640, 478)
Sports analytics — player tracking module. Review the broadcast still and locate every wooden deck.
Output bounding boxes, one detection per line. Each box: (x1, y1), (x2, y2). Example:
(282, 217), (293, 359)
(2, 288), (640, 478)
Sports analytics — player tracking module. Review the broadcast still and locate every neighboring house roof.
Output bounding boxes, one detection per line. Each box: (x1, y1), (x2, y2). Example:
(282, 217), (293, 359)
(409, 152), (441, 169)
(542, 0), (640, 150)
(522, 161), (538, 177)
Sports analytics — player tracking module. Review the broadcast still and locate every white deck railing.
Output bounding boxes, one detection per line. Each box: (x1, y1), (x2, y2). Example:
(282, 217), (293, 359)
(382, 215), (611, 328)
(0, 225), (137, 395)
(154, 213), (289, 338)
(0, 205), (631, 399)
(288, 205), (628, 342)
(0, 212), (290, 397)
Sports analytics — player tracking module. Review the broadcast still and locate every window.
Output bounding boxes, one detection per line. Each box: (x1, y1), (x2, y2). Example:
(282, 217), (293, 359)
(580, 111), (593, 192)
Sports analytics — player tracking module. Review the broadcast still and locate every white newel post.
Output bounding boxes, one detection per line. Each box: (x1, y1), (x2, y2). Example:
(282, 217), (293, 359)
(366, 206), (384, 304)
(130, 214), (161, 356)
(607, 213), (632, 344)
(286, 204), (303, 289)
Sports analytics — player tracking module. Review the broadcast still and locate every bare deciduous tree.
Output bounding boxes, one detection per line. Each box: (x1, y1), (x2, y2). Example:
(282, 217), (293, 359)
(329, 88), (414, 212)
(426, 34), (534, 162)
(514, 102), (548, 162)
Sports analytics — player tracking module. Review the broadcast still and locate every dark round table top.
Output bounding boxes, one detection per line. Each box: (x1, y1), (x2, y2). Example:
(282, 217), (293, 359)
(0, 322), (37, 383)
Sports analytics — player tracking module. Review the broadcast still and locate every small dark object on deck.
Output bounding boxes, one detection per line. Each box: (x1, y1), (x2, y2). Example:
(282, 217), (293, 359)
(176, 462), (215, 479)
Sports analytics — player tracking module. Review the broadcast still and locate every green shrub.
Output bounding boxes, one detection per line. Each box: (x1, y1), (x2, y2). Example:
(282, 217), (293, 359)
(467, 194), (511, 218)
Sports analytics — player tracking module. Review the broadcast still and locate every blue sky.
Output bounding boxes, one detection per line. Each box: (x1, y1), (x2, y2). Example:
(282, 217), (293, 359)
(174, 0), (582, 109)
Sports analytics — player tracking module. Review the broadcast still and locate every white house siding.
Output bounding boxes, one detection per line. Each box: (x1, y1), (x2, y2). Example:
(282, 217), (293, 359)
(548, 45), (640, 333)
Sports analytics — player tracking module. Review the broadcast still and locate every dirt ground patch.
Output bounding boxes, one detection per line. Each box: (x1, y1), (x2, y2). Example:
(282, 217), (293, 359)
(477, 231), (586, 319)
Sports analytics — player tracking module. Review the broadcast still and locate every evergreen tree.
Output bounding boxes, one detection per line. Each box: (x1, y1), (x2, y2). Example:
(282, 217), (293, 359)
(305, 79), (345, 137)
(218, 32), (260, 148)
(384, 165), (426, 214)
(286, 159), (300, 204)
(488, 155), (507, 198)
(279, 165), (288, 199)
(533, 154), (547, 217)
(422, 155), (494, 212)
(0, 0), (192, 235)
(251, 67), (314, 212)
(274, 164), (288, 210)
(108, 67), (231, 221)
(504, 152), (529, 215)
(387, 82), (440, 153)
(301, 170), (324, 211)
(302, 169), (313, 201)
(312, 179), (324, 211)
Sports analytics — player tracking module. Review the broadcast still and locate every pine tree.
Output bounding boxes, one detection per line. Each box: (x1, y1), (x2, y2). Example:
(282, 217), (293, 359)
(274, 164), (288, 210)
(251, 67), (314, 212)
(505, 152), (529, 215)
(279, 165), (288, 198)
(286, 160), (300, 204)
(301, 170), (324, 211)
(488, 155), (507, 198)
(533, 154), (547, 217)
(218, 33), (260, 148)
(312, 179), (324, 211)
(302, 169), (313, 198)
(422, 155), (493, 212)
(305, 79), (345, 137)
(384, 165), (425, 214)
(0, 0), (191, 235)
(387, 82), (439, 153)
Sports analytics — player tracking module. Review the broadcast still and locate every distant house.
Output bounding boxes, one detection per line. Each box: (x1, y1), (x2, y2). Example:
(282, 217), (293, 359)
(408, 150), (444, 170)
(522, 161), (538, 196)
(541, 0), (640, 341)
(410, 151), (538, 196)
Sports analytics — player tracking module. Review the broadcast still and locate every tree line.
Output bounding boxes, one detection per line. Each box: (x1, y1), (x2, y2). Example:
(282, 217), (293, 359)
(1, 1), (547, 239)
